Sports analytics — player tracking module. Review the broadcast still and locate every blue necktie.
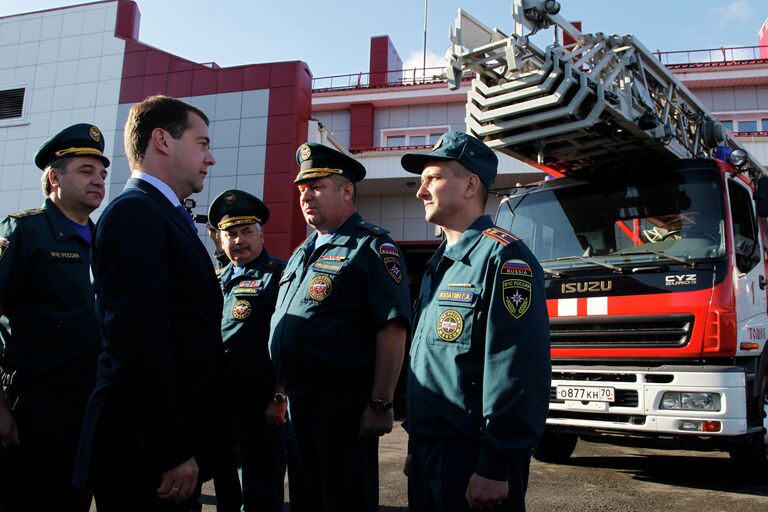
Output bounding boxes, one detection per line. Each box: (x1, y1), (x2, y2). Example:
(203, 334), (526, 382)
(176, 204), (197, 234)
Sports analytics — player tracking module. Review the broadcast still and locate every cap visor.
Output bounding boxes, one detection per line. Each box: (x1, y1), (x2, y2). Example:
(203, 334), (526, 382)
(400, 153), (454, 174)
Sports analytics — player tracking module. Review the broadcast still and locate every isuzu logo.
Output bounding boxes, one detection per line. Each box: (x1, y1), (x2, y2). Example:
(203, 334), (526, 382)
(665, 274), (697, 286)
(561, 281), (613, 294)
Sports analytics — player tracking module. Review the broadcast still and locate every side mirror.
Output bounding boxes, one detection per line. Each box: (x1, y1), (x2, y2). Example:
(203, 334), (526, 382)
(754, 177), (768, 217)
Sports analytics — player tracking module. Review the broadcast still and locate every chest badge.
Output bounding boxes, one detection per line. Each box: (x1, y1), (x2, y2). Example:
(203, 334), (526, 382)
(232, 299), (252, 320)
(502, 279), (531, 319)
(436, 310), (464, 342)
(308, 275), (333, 301)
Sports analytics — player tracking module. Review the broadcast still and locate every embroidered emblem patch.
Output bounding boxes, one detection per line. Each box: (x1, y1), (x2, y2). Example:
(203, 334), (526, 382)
(0, 238), (8, 260)
(319, 255), (346, 262)
(501, 259), (532, 277)
(438, 290), (475, 304)
(89, 125), (101, 142)
(232, 299), (252, 320)
(383, 256), (403, 284)
(224, 191), (237, 204)
(436, 310), (463, 342)
(308, 275), (332, 301)
(502, 279), (531, 319)
(48, 250), (81, 260)
(311, 261), (343, 274)
(237, 279), (261, 288)
(299, 143), (312, 161)
(379, 242), (400, 257)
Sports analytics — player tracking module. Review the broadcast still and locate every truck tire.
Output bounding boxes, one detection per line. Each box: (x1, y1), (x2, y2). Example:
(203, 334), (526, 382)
(729, 372), (768, 479)
(532, 429), (578, 464)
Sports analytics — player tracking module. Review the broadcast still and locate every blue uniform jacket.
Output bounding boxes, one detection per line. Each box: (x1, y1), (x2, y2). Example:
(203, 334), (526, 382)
(269, 213), (411, 395)
(406, 215), (551, 480)
(0, 199), (99, 422)
(219, 250), (285, 401)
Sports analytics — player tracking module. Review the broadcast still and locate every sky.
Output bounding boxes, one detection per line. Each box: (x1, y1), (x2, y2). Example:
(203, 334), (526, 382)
(1, 0), (767, 78)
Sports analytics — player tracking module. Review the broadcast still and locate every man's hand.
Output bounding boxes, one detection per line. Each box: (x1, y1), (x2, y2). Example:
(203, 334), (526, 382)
(359, 406), (394, 438)
(0, 403), (19, 447)
(465, 473), (508, 510)
(264, 401), (287, 427)
(157, 457), (199, 502)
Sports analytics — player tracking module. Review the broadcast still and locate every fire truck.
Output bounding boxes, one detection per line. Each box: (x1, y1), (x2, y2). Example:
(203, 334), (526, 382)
(447, 0), (768, 473)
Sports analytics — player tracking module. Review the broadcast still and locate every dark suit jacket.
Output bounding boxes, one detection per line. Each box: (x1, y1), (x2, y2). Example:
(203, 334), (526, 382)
(74, 178), (232, 490)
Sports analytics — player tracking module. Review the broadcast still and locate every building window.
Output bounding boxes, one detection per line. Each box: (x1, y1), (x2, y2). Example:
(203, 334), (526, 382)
(382, 126), (449, 148)
(762, 119), (768, 131)
(738, 120), (757, 133)
(721, 120), (733, 131)
(0, 87), (25, 120)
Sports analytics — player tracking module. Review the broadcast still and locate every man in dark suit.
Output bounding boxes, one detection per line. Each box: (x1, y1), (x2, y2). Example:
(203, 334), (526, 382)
(74, 95), (238, 511)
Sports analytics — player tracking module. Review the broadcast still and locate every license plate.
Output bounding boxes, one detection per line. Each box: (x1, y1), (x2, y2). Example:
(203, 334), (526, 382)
(556, 385), (615, 402)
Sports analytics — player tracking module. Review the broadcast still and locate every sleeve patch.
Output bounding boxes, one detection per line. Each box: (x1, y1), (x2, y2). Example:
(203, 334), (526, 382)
(379, 242), (400, 257)
(383, 256), (403, 284)
(482, 227), (518, 246)
(502, 279), (531, 319)
(0, 237), (8, 260)
(501, 259), (532, 277)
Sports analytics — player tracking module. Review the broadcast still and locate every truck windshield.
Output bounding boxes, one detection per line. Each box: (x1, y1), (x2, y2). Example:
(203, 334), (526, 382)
(497, 169), (726, 270)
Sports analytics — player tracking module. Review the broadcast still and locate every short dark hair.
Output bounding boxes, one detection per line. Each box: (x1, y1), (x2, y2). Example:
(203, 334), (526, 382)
(446, 160), (489, 208)
(329, 174), (358, 204)
(41, 157), (70, 196)
(124, 95), (209, 168)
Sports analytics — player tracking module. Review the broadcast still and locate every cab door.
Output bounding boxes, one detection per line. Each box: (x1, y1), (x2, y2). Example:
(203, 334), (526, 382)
(728, 178), (767, 334)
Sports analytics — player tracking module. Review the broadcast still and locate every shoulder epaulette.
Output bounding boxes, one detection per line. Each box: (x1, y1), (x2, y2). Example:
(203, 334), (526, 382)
(264, 258), (285, 270)
(9, 208), (45, 219)
(358, 220), (389, 236)
(482, 227), (519, 247)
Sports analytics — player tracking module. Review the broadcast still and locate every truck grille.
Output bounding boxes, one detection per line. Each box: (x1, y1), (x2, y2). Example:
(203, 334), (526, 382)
(550, 314), (693, 348)
(550, 387), (639, 407)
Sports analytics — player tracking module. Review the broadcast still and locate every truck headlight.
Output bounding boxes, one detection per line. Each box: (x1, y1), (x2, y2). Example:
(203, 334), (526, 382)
(659, 392), (721, 411)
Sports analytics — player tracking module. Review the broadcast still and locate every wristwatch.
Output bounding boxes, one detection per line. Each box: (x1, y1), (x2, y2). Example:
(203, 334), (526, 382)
(273, 392), (287, 404)
(368, 399), (393, 413)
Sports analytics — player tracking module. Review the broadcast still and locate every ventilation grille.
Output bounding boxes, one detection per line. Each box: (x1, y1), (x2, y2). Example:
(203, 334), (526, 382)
(0, 88), (25, 120)
(550, 314), (694, 348)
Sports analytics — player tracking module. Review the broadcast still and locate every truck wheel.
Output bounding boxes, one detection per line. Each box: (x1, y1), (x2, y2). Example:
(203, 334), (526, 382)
(532, 429), (577, 464)
(729, 373), (768, 479)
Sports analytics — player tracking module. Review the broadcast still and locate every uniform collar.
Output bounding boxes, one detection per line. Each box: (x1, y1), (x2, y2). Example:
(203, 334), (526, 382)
(44, 197), (93, 243)
(439, 215), (494, 264)
(305, 212), (362, 251)
(223, 249), (270, 281)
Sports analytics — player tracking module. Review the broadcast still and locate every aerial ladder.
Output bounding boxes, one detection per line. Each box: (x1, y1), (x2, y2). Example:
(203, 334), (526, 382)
(445, 0), (765, 177)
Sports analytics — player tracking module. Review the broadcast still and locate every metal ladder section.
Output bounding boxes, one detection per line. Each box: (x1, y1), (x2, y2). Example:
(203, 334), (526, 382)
(445, 0), (762, 175)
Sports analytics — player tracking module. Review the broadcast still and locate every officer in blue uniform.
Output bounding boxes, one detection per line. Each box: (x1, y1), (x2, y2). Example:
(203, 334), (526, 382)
(401, 132), (551, 512)
(0, 124), (109, 511)
(208, 189), (286, 512)
(269, 143), (412, 512)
